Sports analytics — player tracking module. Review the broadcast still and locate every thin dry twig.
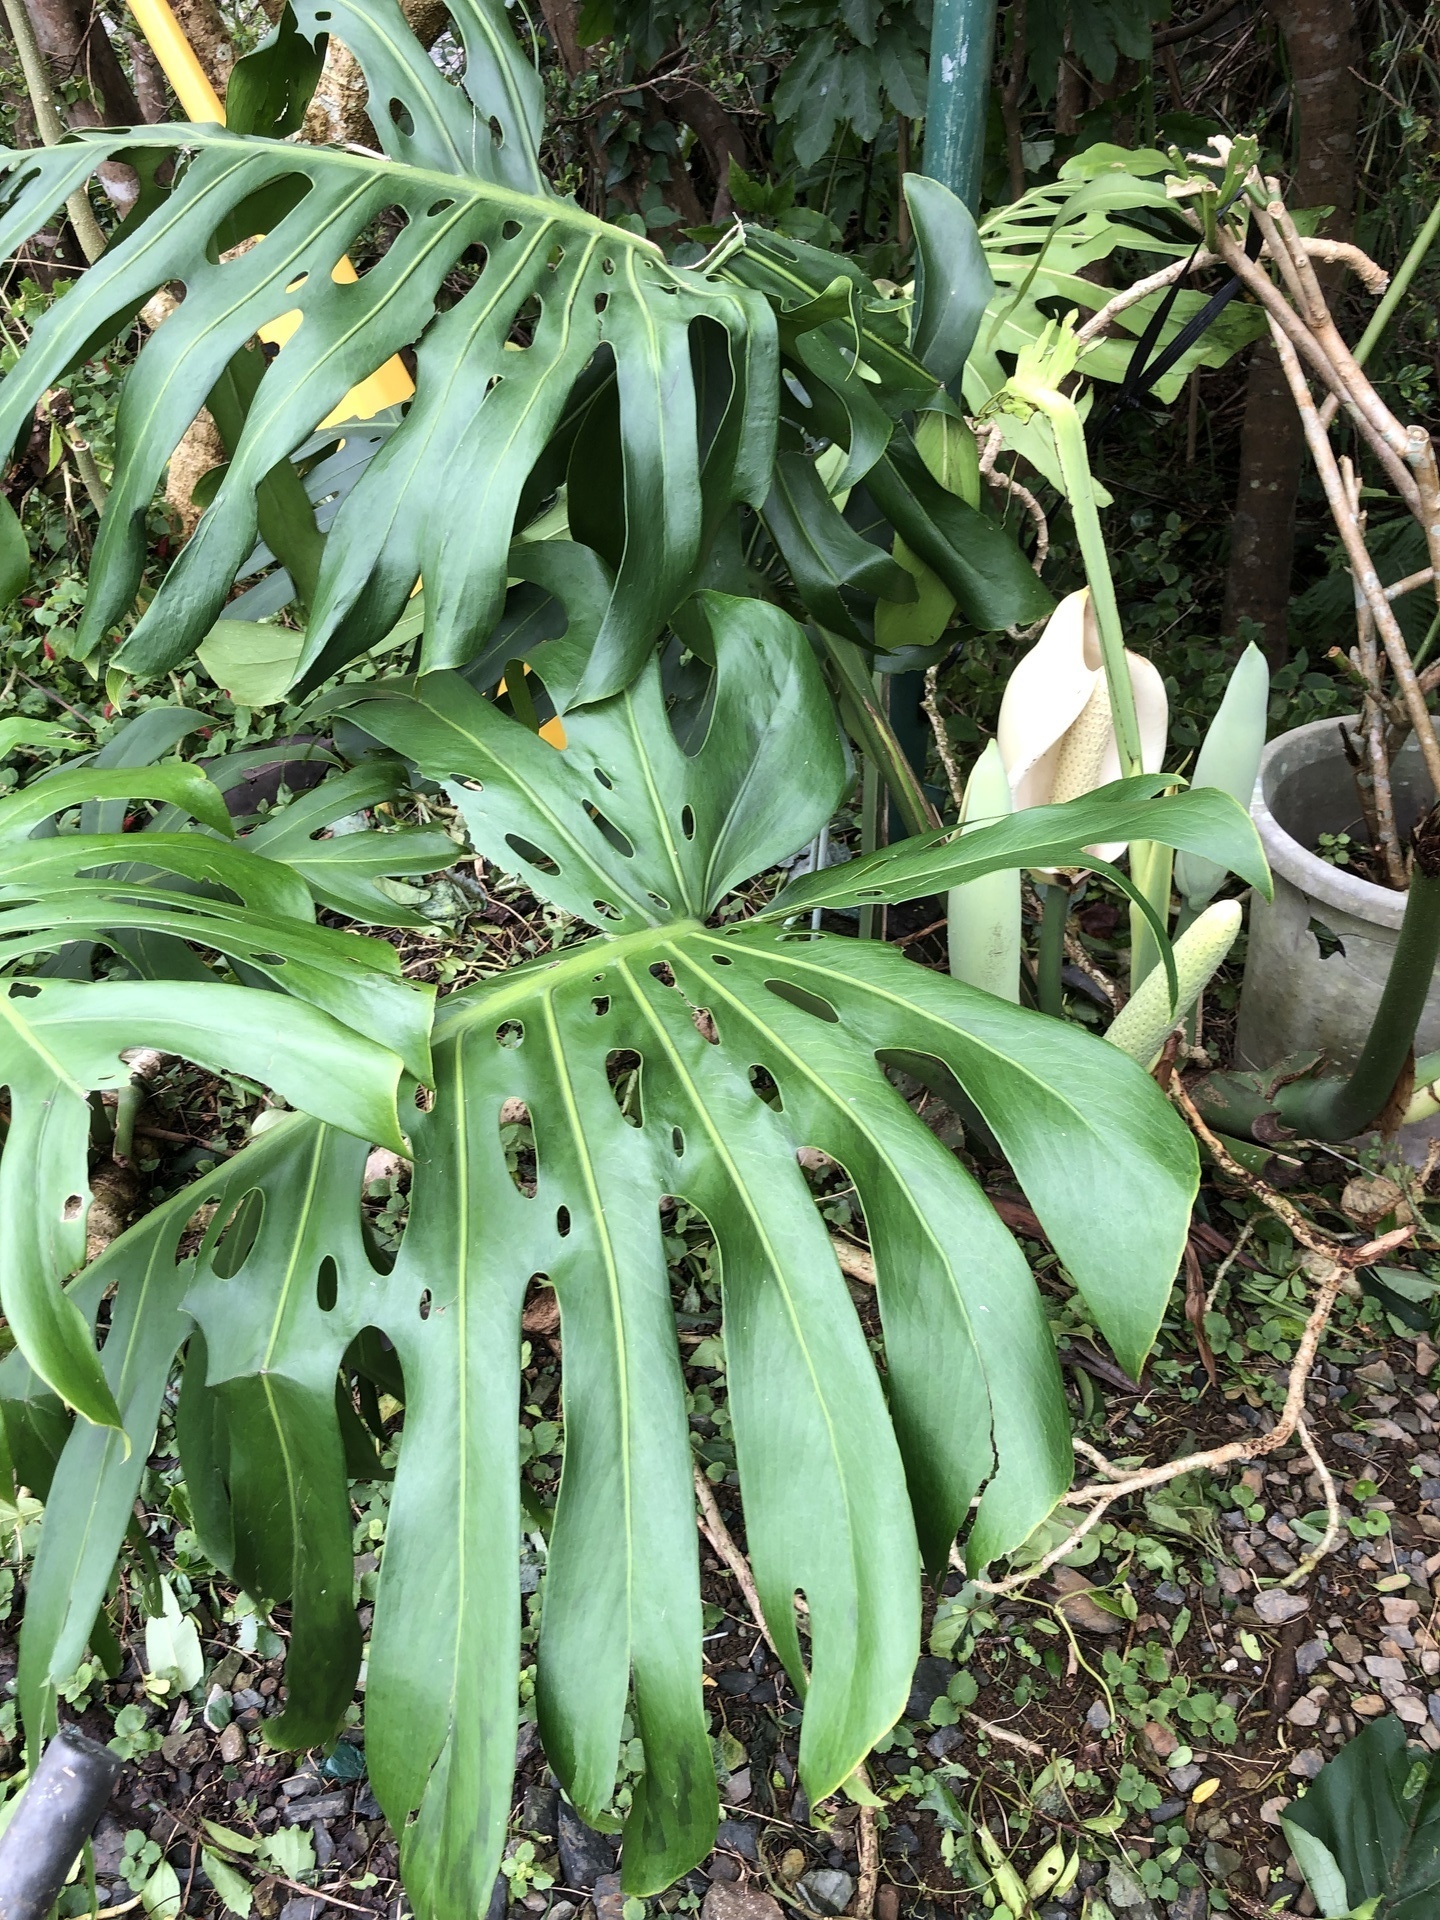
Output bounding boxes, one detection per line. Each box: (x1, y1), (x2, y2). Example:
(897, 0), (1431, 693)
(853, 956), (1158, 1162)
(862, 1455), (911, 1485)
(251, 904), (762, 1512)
(1282, 1414), (1344, 1589)
(854, 1772), (880, 1920)
(694, 1463), (779, 1659)
(950, 1081), (1411, 1598)
(1073, 250), (1220, 344)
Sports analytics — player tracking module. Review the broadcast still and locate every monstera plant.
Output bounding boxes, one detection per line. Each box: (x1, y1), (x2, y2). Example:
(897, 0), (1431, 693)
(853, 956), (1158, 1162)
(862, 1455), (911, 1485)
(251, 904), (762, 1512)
(3, 597), (1269, 1916)
(0, 2), (1275, 1913)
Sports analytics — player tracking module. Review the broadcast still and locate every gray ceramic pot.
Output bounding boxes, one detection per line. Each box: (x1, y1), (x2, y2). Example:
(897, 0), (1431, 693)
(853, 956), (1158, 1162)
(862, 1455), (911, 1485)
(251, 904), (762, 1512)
(1236, 717), (1440, 1148)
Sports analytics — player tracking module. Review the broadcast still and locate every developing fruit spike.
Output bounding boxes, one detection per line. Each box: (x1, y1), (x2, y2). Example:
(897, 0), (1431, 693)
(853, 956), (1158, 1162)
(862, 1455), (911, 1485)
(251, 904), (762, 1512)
(1105, 900), (1243, 1069)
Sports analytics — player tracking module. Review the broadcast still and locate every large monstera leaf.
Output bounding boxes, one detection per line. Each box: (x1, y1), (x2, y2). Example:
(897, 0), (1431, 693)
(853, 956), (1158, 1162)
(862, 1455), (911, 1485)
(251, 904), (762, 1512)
(0, 0), (774, 701)
(10, 595), (1236, 1920)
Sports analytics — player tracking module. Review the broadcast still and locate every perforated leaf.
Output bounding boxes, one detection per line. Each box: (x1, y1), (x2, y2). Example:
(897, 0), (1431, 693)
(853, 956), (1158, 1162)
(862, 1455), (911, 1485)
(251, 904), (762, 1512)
(0, 0), (774, 702)
(14, 599), (1207, 1920)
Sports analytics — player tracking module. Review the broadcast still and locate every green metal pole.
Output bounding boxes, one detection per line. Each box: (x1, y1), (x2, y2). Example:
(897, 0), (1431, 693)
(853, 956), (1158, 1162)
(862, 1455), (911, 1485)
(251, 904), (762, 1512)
(922, 0), (998, 210)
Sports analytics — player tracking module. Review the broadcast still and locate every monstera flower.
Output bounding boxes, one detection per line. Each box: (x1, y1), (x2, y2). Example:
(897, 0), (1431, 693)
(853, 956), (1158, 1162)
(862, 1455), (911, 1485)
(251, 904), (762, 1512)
(998, 587), (1168, 865)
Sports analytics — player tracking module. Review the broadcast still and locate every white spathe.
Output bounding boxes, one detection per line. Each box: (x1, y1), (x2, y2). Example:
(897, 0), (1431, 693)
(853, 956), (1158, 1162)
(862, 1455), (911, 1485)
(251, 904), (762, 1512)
(997, 586), (1168, 864)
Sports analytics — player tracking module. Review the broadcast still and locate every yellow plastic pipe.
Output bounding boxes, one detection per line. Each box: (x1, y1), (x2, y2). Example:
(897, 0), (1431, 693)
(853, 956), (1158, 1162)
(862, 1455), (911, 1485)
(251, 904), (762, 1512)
(126, 0), (414, 424)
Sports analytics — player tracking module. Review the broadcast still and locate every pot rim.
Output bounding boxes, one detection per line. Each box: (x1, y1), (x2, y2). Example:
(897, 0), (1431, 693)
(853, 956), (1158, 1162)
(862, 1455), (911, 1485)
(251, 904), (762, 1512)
(1254, 715), (1408, 931)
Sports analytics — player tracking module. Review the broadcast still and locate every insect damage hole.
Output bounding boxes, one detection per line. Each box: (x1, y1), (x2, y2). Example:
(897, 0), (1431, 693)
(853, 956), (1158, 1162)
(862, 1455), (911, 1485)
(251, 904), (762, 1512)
(61, 1192), (85, 1221)
(556, 1205), (571, 1238)
(418, 1288), (433, 1321)
(649, 960), (676, 987)
(690, 1005), (719, 1044)
(496, 1020), (524, 1049)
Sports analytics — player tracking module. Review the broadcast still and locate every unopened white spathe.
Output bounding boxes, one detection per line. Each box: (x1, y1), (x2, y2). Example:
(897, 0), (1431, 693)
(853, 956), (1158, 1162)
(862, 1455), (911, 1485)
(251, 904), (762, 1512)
(997, 587), (1168, 864)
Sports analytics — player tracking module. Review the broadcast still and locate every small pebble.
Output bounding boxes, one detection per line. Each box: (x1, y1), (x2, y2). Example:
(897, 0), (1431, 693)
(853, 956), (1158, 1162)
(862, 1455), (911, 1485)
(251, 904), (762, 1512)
(1168, 1762), (1202, 1792)
(1288, 1750), (1325, 1780)
(1253, 1588), (1309, 1626)
(794, 1869), (853, 1917)
(1295, 1639), (1328, 1676)
(1084, 1700), (1111, 1732)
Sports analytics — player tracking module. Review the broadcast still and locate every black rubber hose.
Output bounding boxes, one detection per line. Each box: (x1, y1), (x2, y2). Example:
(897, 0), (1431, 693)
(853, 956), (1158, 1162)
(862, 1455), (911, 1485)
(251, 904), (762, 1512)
(0, 1725), (122, 1920)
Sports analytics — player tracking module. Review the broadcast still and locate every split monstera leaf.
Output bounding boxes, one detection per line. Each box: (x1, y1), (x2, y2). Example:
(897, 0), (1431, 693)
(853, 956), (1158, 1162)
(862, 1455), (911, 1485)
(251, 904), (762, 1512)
(4, 598), (1270, 1919)
(0, 0), (774, 702)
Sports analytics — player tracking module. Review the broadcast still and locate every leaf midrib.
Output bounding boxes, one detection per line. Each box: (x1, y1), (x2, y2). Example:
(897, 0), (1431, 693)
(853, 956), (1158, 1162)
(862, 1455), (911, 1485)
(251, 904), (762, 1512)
(50, 125), (667, 260)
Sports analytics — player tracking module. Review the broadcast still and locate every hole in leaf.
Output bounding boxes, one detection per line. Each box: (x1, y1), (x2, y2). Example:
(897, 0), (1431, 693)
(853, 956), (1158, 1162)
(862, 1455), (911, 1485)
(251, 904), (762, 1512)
(556, 1205), (571, 1238)
(428, 197), (455, 216)
(606, 1049), (643, 1127)
(711, 953), (733, 967)
(415, 1082), (437, 1109)
(211, 1190), (265, 1279)
(388, 97), (415, 136)
(506, 833), (559, 875)
(582, 802), (634, 857)
(690, 1005), (719, 1044)
(650, 960), (676, 986)
(602, 257), (615, 275)
(595, 292), (609, 313)
(361, 1148), (410, 1274)
(680, 805), (696, 840)
(593, 767), (614, 790)
(592, 995), (611, 1016)
(548, 243), (564, 268)
(418, 1287), (432, 1321)
(592, 899), (622, 921)
(500, 1098), (536, 1194)
(496, 1020), (524, 1049)
(489, 115), (505, 148)
(502, 219), (522, 240)
(522, 1272), (559, 1339)
(317, 1256), (338, 1313)
(764, 979), (840, 1024)
(62, 1192), (84, 1221)
(343, 1325), (404, 1441)
(672, 1126), (685, 1156)
(749, 1064), (782, 1110)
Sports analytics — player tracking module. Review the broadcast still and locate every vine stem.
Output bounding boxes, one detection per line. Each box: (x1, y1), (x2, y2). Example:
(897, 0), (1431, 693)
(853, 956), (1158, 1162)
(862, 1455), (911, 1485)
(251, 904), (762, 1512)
(0, 0), (107, 264)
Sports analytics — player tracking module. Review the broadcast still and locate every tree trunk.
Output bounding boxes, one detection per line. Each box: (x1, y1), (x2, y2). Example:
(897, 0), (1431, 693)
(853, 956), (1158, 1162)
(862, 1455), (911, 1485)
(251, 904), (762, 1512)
(123, 27), (171, 121)
(23, 0), (140, 124)
(166, 0), (234, 95)
(1221, 0), (1363, 663)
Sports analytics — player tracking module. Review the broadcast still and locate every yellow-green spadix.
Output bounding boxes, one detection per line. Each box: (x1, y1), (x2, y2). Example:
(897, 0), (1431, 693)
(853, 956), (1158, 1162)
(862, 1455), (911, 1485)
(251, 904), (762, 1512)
(997, 586), (1168, 873)
(1105, 899), (1243, 1068)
